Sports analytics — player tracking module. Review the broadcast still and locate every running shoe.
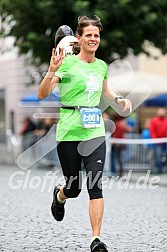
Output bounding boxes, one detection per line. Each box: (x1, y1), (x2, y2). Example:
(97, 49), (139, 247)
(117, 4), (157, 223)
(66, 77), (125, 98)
(51, 186), (65, 221)
(90, 238), (108, 252)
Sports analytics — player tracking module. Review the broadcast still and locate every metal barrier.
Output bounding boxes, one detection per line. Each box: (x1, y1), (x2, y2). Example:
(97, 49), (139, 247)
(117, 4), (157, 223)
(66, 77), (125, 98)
(34, 134), (60, 168)
(4, 130), (167, 172)
(5, 129), (60, 168)
(104, 133), (167, 174)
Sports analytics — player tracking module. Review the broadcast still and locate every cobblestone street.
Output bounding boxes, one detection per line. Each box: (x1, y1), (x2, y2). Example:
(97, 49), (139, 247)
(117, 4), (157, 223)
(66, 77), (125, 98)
(0, 165), (167, 252)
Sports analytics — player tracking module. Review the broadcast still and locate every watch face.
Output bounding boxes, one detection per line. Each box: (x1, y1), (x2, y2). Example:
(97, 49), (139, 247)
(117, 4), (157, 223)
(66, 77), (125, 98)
(115, 96), (123, 104)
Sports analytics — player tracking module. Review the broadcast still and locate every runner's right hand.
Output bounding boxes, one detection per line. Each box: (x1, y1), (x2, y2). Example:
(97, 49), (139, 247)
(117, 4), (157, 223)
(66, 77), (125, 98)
(49, 48), (64, 72)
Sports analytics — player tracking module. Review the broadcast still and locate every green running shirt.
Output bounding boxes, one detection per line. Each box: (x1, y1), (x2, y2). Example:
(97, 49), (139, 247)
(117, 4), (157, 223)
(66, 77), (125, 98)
(55, 55), (108, 141)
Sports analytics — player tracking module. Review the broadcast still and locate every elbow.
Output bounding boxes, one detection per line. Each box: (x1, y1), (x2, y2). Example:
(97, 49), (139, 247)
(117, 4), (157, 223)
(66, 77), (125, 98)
(38, 95), (43, 100)
(37, 89), (44, 100)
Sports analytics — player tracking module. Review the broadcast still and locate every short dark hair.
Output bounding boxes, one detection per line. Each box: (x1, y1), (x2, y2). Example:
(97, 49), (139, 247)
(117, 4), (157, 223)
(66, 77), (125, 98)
(76, 15), (103, 36)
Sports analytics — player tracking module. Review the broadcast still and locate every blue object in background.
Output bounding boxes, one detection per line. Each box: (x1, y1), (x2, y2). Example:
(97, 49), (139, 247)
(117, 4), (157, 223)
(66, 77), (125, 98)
(20, 92), (60, 102)
(144, 93), (167, 107)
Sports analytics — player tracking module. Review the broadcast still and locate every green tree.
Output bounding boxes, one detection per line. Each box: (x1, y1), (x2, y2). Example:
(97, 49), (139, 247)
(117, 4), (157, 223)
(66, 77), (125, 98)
(1, 0), (167, 65)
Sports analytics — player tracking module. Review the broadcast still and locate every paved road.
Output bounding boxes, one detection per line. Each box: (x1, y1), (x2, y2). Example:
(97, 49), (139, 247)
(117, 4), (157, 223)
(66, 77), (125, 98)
(0, 165), (167, 252)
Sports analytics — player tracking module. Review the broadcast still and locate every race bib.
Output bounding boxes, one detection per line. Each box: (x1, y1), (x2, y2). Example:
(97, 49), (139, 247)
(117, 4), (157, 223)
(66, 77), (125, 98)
(80, 108), (101, 128)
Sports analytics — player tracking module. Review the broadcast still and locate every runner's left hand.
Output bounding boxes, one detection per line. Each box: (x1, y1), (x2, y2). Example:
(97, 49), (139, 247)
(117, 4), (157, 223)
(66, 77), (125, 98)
(118, 98), (132, 113)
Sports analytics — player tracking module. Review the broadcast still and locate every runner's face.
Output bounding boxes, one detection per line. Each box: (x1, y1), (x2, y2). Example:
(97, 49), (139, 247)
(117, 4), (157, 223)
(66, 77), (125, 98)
(78, 25), (100, 54)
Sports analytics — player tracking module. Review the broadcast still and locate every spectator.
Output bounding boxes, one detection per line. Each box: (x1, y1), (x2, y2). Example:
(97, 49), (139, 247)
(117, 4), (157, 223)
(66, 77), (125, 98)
(35, 118), (59, 168)
(141, 119), (154, 169)
(149, 108), (167, 174)
(110, 113), (132, 177)
(35, 118), (54, 137)
(19, 117), (36, 152)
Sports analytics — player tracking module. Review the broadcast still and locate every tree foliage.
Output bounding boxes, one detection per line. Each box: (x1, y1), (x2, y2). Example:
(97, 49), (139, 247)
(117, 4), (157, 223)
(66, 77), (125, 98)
(1, 0), (167, 64)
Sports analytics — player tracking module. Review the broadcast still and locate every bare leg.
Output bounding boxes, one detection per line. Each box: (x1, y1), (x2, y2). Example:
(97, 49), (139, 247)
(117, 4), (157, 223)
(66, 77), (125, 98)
(59, 187), (68, 201)
(89, 198), (104, 236)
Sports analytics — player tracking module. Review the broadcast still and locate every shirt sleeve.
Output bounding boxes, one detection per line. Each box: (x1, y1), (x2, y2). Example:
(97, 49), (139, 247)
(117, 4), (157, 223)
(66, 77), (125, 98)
(101, 60), (108, 80)
(54, 57), (70, 80)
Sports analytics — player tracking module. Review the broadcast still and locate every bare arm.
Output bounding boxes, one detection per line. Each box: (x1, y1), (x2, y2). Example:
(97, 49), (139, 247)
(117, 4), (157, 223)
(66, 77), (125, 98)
(102, 79), (117, 100)
(102, 80), (132, 112)
(37, 48), (63, 100)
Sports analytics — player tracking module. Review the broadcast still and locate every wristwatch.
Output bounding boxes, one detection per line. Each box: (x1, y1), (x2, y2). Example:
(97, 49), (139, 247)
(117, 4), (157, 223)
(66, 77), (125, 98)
(114, 96), (124, 104)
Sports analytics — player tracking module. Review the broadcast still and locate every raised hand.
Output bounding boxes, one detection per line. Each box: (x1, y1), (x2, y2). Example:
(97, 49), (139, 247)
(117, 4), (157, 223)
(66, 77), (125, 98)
(49, 48), (64, 72)
(118, 98), (132, 113)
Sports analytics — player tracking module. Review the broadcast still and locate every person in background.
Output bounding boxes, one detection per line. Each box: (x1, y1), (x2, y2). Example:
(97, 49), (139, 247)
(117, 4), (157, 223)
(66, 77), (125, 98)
(19, 117), (36, 135)
(35, 118), (59, 168)
(149, 108), (167, 174)
(141, 119), (155, 170)
(19, 116), (36, 152)
(40, 118), (58, 167)
(110, 113), (133, 177)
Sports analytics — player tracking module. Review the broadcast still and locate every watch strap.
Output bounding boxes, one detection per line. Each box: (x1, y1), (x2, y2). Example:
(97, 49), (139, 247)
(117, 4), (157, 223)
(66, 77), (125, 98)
(114, 96), (124, 104)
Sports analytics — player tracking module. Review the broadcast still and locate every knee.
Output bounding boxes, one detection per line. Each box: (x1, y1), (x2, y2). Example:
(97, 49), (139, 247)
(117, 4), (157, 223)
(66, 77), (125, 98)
(70, 189), (82, 198)
(87, 173), (103, 200)
(64, 188), (82, 198)
(88, 188), (103, 200)
(87, 180), (103, 200)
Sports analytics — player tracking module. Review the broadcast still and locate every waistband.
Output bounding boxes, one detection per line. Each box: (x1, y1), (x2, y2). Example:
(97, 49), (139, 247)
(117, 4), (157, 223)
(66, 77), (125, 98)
(61, 105), (100, 110)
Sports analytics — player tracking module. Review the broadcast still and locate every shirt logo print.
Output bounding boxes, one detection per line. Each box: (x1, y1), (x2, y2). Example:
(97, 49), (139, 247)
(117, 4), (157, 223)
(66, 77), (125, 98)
(80, 70), (102, 102)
